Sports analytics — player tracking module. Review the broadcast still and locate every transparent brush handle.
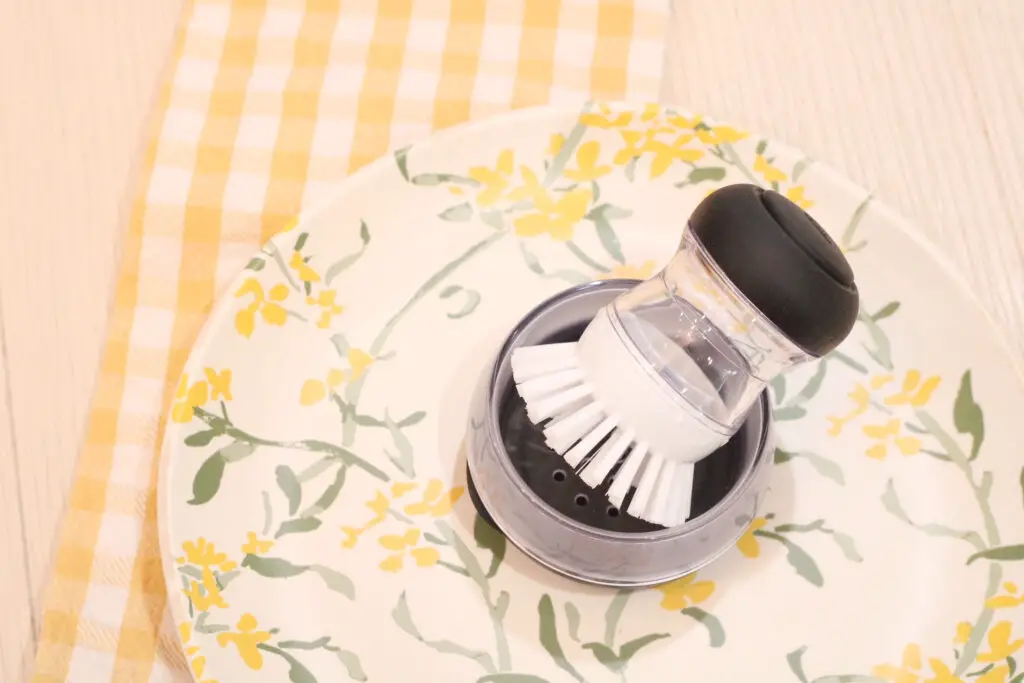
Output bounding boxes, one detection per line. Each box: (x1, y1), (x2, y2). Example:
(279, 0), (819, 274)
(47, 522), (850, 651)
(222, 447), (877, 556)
(609, 229), (811, 431)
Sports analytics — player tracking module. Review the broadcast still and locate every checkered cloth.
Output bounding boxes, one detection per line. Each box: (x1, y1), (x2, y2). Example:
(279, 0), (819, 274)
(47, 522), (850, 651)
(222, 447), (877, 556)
(31, 0), (669, 680)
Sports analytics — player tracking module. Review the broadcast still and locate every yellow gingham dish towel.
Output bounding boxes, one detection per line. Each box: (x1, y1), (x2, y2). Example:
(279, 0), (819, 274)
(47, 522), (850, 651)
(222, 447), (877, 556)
(32, 0), (670, 680)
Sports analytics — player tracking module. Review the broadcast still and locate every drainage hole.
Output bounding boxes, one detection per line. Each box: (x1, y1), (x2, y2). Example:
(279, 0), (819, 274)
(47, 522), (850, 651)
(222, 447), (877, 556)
(552, 470), (567, 482)
(574, 493), (589, 507)
(607, 506), (620, 517)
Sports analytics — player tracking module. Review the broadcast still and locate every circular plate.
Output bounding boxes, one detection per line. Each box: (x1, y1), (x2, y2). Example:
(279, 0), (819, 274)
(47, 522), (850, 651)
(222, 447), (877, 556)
(159, 102), (1024, 683)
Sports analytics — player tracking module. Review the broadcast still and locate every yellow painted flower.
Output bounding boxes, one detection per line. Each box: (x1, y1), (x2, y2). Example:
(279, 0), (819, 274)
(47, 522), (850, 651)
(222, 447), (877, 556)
(378, 527), (441, 572)
(178, 537), (233, 570)
(391, 481), (417, 497)
(954, 621), (972, 645)
(403, 478), (465, 517)
(694, 125), (748, 146)
(580, 103), (634, 129)
(613, 129), (647, 165)
(825, 383), (871, 436)
(923, 659), (963, 683)
(986, 581), (1024, 609)
(512, 175), (592, 242)
(217, 613), (272, 670)
(279, 216), (299, 233)
(884, 370), (941, 407)
(655, 573), (715, 611)
(872, 643), (922, 683)
(977, 621), (1024, 662)
(171, 373), (210, 423)
(785, 186), (814, 210)
(234, 278), (289, 338)
(736, 517), (768, 558)
(203, 369), (232, 401)
(183, 567), (229, 612)
(564, 141), (612, 182)
(669, 114), (703, 130)
(289, 250), (321, 283)
(600, 260), (657, 281)
(753, 154), (787, 183)
(863, 418), (922, 460)
(241, 532), (274, 556)
(640, 103), (661, 122)
(646, 133), (705, 178)
(468, 149), (515, 207)
(179, 622), (219, 683)
(299, 348), (374, 406)
(341, 490), (391, 548)
(548, 133), (565, 157)
(305, 289), (344, 329)
(977, 666), (1010, 683)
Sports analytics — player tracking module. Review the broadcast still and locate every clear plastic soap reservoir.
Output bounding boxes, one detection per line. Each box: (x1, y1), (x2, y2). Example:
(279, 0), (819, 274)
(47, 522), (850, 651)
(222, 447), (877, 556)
(606, 184), (859, 457)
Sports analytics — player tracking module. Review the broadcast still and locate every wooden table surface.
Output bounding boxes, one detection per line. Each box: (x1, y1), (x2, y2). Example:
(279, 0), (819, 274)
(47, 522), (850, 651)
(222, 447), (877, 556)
(1, 1), (1021, 680)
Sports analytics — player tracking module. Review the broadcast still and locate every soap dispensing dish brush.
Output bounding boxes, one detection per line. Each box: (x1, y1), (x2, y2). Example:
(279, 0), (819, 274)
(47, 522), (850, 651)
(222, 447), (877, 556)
(510, 183), (860, 528)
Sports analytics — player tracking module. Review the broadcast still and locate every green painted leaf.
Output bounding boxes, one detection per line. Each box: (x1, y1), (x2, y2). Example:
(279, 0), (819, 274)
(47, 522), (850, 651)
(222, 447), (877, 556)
(828, 530), (864, 562)
(872, 301), (900, 321)
(755, 139), (768, 155)
(1010, 674), (1024, 683)
(330, 648), (367, 682)
(758, 531), (823, 587)
(967, 544), (1024, 565)
(774, 448), (795, 464)
(480, 210), (505, 230)
(792, 360), (830, 405)
(304, 465), (347, 518)
(439, 202), (474, 221)
(829, 350), (868, 373)
(624, 156), (639, 181)
(592, 214), (625, 264)
(439, 285), (482, 319)
(581, 642), (620, 671)
(330, 333), (349, 357)
(295, 232), (309, 251)
(787, 646), (809, 683)
(954, 371), (985, 460)
(680, 607), (726, 647)
(184, 429), (219, 447)
(188, 452), (226, 505)
(276, 465), (302, 516)
(773, 406), (807, 421)
(219, 440), (256, 462)
(688, 167), (727, 183)
(411, 172), (476, 186)
(800, 452), (845, 485)
(279, 637), (331, 650)
(383, 414), (416, 478)
(564, 602), (581, 642)
(1007, 654), (1017, 679)
(391, 592), (421, 637)
(618, 633), (670, 662)
(474, 513), (507, 578)
(246, 257), (266, 271)
(395, 146), (410, 180)
(538, 595), (586, 683)
(476, 676), (551, 682)
(359, 220), (370, 244)
(242, 554), (308, 578)
(438, 521), (488, 588)
(311, 565), (355, 599)
(276, 517), (322, 539)
(858, 308), (893, 370)
(775, 520), (826, 533)
(324, 252), (364, 286)
(791, 157), (814, 181)
(398, 411), (426, 428)
(392, 592), (496, 671)
(519, 242), (545, 275)
(770, 375), (787, 405)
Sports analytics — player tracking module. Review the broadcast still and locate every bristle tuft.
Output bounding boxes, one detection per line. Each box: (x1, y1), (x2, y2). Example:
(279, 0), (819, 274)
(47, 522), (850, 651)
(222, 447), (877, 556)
(579, 428), (633, 488)
(543, 402), (604, 454)
(563, 416), (617, 467)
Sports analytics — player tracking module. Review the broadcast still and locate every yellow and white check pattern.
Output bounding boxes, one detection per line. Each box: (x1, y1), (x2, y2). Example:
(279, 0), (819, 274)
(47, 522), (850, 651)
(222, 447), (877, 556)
(31, 0), (669, 680)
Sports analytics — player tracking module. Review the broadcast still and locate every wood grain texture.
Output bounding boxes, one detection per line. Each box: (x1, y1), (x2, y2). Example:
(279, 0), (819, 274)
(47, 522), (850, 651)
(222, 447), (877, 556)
(0, 1), (183, 680)
(0, 1), (1021, 682)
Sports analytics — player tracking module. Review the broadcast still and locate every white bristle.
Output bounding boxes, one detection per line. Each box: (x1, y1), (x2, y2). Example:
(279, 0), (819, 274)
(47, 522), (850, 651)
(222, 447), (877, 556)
(628, 452), (665, 519)
(543, 401), (604, 453)
(510, 344), (580, 382)
(513, 342), (577, 359)
(606, 441), (648, 508)
(563, 416), (617, 467)
(647, 459), (678, 524)
(525, 383), (593, 423)
(579, 428), (634, 488)
(669, 463), (695, 525)
(515, 367), (585, 402)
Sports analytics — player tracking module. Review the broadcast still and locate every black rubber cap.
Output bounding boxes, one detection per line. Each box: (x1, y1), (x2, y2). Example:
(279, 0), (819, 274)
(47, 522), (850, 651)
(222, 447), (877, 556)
(688, 183), (859, 357)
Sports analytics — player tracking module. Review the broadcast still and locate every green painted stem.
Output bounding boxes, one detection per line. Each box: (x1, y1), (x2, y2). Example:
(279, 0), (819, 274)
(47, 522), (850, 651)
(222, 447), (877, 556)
(917, 410), (1002, 675)
(720, 143), (762, 186)
(604, 590), (632, 649)
(266, 242), (301, 292)
(565, 240), (610, 273)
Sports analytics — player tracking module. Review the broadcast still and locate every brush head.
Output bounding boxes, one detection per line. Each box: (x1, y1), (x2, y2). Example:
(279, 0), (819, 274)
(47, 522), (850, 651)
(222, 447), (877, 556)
(688, 183), (860, 357)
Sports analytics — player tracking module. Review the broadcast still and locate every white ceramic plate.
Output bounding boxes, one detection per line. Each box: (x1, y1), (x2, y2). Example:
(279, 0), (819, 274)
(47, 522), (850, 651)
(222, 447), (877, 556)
(159, 102), (1024, 683)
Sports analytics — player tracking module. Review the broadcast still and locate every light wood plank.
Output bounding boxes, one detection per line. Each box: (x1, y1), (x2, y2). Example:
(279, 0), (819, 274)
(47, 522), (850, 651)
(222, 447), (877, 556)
(0, 1), (183, 676)
(667, 0), (1024, 353)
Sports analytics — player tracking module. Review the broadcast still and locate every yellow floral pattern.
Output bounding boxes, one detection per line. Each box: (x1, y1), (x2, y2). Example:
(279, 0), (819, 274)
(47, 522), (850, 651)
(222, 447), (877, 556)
(179, 622), (219, 683)
(235, 278), (290, 338)
(217, 613), (272, 670)
(171, 369), (232, 423)
(378, 528), (441, 572)
(736, 517), (768, 558)
(655, 573), (716, 611)
(299, 348), (374, 406)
